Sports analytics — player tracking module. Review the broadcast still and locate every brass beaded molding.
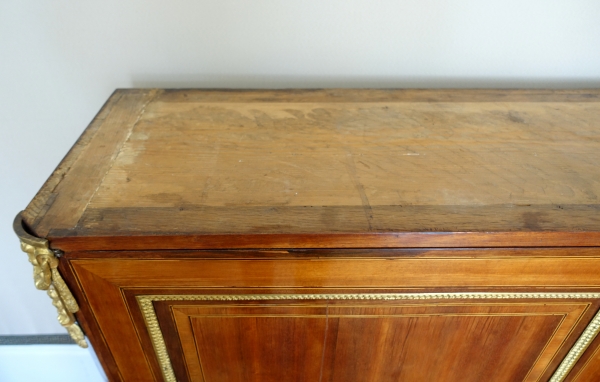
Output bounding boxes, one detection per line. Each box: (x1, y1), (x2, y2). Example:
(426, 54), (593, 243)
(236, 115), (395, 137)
(137, 292), (600, 382)
(13, 212), (87, 348)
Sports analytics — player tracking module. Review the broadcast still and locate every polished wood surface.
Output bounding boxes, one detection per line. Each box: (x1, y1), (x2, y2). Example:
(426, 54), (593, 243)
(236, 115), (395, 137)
(568, 343), (600, 381)
(49, 231), (600, 252)
(20, 89), (600, 250)
(70, 256), (600, 288)
(188, 309), (326, 381)
(166, 301), (586, 382)
(64, 249), (600, 381)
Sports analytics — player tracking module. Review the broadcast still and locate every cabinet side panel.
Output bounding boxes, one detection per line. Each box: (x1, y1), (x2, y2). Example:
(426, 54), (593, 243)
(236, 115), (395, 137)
(59, 259), (123, 381)
(72, 263), (157, 381)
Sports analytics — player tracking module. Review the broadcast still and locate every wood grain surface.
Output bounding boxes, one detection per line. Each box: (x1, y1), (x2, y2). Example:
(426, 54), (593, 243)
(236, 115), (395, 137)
(19, 89), (600, 381)
(65, 248), (600, 381)
(25, 89), (160, 237)
(19, 89), (600, 249)
(166, 301), (585, 382)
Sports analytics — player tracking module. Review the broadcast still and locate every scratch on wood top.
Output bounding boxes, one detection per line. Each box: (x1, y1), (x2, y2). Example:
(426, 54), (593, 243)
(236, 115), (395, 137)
(22, 90), (125, 229)
(25, 89), (161, 237)
(20, 89), (600, 245)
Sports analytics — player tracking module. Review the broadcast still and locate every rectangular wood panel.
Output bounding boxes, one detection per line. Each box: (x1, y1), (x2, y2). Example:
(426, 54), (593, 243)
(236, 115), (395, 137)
(161, 300), (588, 382)
(72, 257), (600, 288)
(64, 249), (600, 381)
(18, 89), (600, 250)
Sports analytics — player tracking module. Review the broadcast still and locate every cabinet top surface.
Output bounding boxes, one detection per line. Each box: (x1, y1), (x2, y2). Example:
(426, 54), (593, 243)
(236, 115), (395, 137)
(23, 89), (600, 250)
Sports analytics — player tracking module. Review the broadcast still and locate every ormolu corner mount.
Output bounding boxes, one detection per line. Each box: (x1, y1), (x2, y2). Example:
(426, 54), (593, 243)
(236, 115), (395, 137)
(13, 212), (87, 348)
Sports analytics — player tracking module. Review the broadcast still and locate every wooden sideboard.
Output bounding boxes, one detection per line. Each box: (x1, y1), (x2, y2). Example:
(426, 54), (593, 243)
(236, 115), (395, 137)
(14, 89), (600, 381)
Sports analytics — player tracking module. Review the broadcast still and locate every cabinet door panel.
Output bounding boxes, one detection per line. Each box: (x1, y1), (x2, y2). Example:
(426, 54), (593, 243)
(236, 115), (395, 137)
(156, 298), (588, 382)
(66, 251), (600, 381)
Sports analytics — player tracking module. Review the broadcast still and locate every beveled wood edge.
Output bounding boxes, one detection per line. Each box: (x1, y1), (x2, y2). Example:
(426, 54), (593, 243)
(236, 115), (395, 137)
(49, 231), (600, 251)
(136, 292), (600, 382)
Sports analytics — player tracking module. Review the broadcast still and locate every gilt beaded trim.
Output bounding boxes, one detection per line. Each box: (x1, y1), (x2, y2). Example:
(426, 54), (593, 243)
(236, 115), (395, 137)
(137, 292), (600, 382)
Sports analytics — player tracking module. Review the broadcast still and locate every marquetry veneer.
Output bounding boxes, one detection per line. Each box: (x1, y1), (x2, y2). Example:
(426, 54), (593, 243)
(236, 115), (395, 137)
(15, 89), (600, 381)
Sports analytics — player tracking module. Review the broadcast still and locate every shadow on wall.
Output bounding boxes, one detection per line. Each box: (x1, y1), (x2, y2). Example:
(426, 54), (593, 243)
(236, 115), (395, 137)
(130, 74), (600, 89)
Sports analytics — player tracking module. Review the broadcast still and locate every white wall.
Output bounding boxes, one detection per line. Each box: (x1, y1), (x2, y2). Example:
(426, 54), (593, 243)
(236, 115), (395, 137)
(1, 0), (600, 335)
(0, 345), (105, 381)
